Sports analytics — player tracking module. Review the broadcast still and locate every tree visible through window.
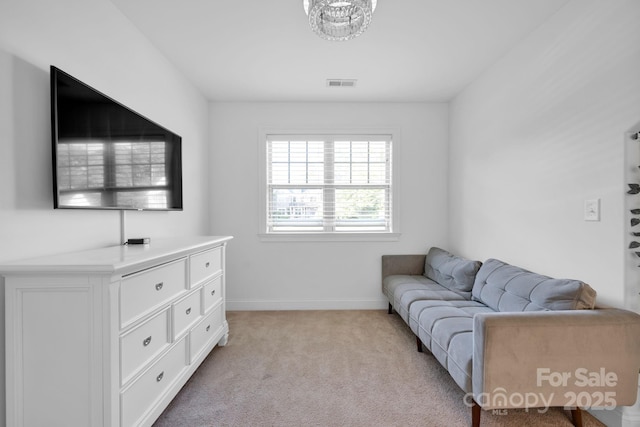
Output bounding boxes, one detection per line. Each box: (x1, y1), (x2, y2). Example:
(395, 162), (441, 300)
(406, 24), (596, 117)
(265, 135), (392, 233)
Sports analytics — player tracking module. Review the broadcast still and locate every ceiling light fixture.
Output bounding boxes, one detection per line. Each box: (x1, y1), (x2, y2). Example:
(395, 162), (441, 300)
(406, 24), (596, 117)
(303, 0), (378, 42)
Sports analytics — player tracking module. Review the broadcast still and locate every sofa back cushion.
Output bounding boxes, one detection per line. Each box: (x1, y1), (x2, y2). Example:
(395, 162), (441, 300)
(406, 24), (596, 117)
(424, 247), (482, 293)
(472, 259), (597, 312)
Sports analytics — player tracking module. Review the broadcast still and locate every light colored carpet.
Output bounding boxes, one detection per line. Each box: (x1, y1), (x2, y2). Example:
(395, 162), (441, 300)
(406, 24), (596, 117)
(153, 310), (606, 427)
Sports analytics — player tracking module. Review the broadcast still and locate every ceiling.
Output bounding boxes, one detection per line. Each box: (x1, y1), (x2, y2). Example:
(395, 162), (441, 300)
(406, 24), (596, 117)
(109, 0), (569, 103)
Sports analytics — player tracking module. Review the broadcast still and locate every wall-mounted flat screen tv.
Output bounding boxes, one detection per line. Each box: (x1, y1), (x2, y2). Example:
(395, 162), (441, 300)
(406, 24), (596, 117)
(50, 66), (183, 211)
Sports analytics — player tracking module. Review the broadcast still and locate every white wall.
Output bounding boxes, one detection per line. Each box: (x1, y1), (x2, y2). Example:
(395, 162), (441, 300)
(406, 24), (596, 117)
(209, 102), (449, 310)
(0, 0), (211, 263)
(449, 0), (640, 308)
(0, 1), (211, 425)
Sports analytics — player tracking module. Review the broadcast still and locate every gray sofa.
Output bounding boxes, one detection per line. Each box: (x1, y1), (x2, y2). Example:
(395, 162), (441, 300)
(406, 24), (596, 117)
(382, 247), (640, 427)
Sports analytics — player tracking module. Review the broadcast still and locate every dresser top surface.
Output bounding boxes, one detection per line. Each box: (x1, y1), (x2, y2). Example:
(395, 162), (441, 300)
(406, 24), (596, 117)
(0, 236), (232, 275)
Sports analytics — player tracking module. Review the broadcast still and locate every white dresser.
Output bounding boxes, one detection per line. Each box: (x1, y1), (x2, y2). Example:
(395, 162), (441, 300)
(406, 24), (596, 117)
(1, 236), (232, 427)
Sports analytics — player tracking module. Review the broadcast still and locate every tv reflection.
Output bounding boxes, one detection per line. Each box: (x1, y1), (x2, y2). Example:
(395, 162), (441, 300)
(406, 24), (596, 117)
(56, 138), (176, 210)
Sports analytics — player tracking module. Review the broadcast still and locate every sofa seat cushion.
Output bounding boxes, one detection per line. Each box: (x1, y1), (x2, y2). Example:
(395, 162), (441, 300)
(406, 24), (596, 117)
(396, 288), (468, 324)
(424, 247), (482, 293)
(409, 299), (493, 337)
(383, 274), (439, 303)
(413, 300), (495, 393)
(472, 258), (597, 312)
(384, 274), (471, 304)
(383, 274), (472, 321)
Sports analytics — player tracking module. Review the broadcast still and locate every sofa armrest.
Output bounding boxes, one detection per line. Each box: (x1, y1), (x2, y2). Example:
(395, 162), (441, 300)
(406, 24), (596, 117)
(381, 254), (425, 281)
(473, 308), (640, 410)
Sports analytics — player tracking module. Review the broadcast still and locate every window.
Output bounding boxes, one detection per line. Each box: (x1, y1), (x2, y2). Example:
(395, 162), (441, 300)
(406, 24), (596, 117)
(260, 132), (399, 241)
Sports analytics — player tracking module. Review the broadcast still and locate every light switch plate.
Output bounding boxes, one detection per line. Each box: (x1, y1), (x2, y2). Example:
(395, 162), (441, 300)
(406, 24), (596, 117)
(584, 199), (600, 221)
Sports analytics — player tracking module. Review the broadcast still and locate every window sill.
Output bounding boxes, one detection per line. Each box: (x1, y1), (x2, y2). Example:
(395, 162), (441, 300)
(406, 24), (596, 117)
(258, 232), (401, 243)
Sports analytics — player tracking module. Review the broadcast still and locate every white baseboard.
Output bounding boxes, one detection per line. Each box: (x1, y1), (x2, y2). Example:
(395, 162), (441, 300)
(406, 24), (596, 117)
(589, 407), (623, 427)
(624, 410), (640, 427)
(226, 299), (387, 311)
(589, 407), (640, 427)
(589, 375), (640, 427)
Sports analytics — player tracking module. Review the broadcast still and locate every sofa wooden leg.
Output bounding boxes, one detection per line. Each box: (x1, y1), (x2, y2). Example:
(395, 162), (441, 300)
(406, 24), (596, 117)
(388, 302), (393, 314)
(416, 335), (423, 352)
(471, 400), (481, 427)
(571, 408), (583, 427)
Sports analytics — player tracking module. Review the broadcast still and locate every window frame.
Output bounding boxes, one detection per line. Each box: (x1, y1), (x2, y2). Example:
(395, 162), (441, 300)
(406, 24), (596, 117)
(258, 128), (401, 242)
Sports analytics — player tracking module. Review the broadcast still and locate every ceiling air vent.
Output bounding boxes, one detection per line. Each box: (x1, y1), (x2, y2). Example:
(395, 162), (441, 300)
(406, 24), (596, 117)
(327, 79), (357, 88)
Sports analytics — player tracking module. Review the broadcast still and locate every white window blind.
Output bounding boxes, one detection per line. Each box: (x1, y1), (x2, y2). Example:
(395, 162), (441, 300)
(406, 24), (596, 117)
(265, 135), (393, 234)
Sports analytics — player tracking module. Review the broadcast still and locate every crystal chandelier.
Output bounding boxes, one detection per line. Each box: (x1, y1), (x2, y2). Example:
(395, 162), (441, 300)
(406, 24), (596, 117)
(303, 0), (378, 41)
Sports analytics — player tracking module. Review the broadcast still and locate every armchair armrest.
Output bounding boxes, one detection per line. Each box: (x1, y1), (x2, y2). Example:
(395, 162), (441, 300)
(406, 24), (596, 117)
(473, 308), (640, 410)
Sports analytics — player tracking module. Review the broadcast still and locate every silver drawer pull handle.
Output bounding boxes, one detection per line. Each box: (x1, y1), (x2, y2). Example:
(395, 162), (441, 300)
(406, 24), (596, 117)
(206, 325), (211, 332)
(186, 307), (192, 315)
(205, 262), (210, 268)
(143, 336), (152, 347)
(155, 282), (163, 291)
(211, 290), (216, 296)
(156, 372), (164, 382)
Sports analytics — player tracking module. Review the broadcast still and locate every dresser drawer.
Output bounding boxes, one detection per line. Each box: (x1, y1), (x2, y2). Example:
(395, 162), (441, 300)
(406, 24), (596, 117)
(173, 290), (202, 339)
(121, 337), (188, 427)
(190, 246), (222, 287)
(190, 305), (224, 363)
(120, 308), (170, 386)
(120, 259), (187, 328)
(202, 276), (222, 313)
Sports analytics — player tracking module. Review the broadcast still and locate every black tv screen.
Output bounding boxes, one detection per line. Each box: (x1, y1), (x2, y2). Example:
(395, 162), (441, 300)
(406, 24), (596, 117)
(50, 66), (183, 211)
